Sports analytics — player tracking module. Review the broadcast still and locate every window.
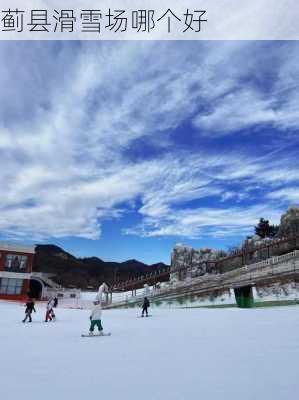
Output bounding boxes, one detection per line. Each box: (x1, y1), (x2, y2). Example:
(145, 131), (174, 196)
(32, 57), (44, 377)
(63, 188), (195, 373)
(0, 278), (23, 295)
(5, 254), (28, 272)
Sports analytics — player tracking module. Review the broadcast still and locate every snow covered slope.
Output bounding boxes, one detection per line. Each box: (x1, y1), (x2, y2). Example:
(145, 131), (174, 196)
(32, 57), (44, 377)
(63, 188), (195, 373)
(1, 301), (299, 400)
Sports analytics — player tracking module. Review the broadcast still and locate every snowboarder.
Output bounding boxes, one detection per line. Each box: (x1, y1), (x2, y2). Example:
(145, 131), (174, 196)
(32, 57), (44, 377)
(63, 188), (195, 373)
(22, 298), (36, 323)
(141, 297), (150, 317)
(45, 298), (56, 322)
(89, 300), (103, 335)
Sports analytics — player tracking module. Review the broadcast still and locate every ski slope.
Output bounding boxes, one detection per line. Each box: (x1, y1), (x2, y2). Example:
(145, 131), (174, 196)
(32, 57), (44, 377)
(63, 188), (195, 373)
(0, 301), (299, 400)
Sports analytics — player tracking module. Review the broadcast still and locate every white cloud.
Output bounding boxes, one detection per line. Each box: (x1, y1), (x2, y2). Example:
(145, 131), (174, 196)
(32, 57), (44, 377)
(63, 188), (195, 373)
(0, 41), (298, 242)
(125, 204), (283, 239)
(193, 88), (276, 134)
(192, 42), (299, 136)
(267, 188), (299, 204)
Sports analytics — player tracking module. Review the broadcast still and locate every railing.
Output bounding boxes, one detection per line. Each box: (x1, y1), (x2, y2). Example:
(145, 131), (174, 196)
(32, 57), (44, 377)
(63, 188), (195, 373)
(203, 250), (299, 289)
(43, 287), (81, 302)
(113, 267), (171, 290)
(244, 250), (299, 271)
(107, 250), (299, 308)
(112, 234), (299, 292)
(31, 272), (62, 289)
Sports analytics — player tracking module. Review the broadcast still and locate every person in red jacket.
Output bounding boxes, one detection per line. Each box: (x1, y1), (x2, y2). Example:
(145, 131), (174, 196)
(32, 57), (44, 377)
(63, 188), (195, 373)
(45, 298), (55, 322)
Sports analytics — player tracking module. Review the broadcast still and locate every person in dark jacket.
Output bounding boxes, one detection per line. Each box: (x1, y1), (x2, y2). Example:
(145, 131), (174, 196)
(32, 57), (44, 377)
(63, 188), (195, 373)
(141, 297), (150, 317)
(22, 298), (36, 323)
(53, 296), (58, 308)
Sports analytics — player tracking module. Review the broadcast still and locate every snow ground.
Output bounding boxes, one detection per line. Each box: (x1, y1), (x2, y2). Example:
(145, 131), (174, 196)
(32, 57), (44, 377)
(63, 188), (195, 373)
(1, 302), (299, 400)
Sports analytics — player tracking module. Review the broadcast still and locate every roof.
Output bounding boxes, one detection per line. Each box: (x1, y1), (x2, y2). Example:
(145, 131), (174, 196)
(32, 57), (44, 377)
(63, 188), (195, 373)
(0, 242), (36, 254)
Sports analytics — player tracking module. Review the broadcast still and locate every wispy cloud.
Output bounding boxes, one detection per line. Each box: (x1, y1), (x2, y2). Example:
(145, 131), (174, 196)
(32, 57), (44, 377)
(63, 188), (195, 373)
(125, 204), (284, 239)
(0, 41), (298, 242)
(267, 187), (299, 204)
(192, 42), (299, 136)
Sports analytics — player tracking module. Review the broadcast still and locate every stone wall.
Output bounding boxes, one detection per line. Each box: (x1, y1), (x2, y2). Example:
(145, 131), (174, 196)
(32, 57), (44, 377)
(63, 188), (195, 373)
(254, 279), (299, 303)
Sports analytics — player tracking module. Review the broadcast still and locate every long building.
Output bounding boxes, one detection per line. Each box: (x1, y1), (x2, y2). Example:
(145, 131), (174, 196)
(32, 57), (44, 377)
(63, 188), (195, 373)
(0, 243), (35, 300)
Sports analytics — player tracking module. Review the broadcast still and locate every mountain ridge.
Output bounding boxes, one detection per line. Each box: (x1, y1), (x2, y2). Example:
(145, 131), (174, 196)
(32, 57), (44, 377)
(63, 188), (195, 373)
(33, 244), (169, 289)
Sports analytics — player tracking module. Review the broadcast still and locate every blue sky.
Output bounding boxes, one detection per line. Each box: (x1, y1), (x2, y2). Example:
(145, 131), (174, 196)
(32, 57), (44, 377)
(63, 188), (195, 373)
(0, 41), (298, 264)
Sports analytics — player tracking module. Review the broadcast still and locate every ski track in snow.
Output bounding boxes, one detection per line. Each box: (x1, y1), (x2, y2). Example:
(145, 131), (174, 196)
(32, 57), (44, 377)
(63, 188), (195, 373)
(0, 301), (299, 400)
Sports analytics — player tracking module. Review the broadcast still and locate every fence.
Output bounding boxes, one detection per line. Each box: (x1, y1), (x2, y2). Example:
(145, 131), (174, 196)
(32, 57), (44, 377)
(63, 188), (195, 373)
(113, 234), (299, 292)
(107, 250), (299, 308)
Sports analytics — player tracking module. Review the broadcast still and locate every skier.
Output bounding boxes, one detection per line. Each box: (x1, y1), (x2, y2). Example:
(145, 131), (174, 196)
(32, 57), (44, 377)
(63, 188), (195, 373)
(45, 298), (55, 322)
(22, 298), (36, 323)
(141, 297), (150, 317)
(89, 300), (103, 335)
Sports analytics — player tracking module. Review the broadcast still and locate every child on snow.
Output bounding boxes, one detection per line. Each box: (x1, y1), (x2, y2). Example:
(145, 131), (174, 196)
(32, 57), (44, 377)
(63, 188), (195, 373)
(45, 298), (56, 322)
(22, 298), (36, 323)
(141, 297), (150, 317)
(89, 300), (103, 335)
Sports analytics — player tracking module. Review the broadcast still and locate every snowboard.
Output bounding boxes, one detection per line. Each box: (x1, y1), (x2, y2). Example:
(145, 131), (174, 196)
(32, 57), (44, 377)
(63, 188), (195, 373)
(138, 315), (153, 318)
(81, 332), (111, 337)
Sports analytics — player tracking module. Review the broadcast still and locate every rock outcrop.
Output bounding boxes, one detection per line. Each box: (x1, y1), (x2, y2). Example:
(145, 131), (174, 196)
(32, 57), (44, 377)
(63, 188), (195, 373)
(171, 244), (225, 281)
(277, 206), (299, 237)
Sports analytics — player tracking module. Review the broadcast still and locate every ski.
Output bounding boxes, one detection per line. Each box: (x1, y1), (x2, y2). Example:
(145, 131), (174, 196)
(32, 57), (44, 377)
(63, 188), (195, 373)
(81, 332), (111, 337)
(138, 315), (153, 318)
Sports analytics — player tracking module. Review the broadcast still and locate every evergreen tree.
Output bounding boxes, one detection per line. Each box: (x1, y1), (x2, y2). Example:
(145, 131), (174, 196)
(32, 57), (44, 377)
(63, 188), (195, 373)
(268, 224), (279, 238)
(255, 218), (270, 238)
(255, 218), (279, 238)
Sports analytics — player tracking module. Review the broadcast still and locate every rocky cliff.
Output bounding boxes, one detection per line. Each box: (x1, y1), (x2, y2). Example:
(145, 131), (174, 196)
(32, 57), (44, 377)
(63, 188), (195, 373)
(277, 206), (299, 237)
(171, 244), (226, 281)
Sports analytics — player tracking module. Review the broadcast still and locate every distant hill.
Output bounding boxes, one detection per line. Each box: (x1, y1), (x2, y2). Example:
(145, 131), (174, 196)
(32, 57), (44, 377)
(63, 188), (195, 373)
(33, 245), (169, 289)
